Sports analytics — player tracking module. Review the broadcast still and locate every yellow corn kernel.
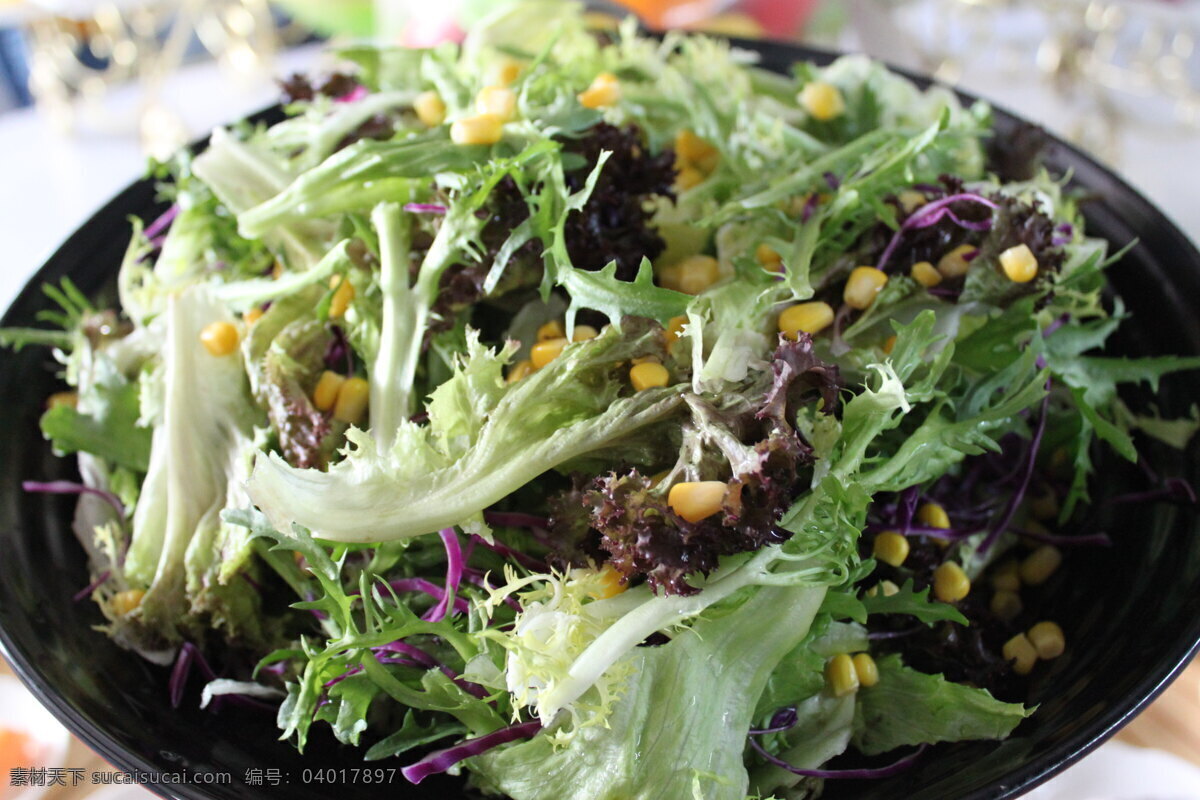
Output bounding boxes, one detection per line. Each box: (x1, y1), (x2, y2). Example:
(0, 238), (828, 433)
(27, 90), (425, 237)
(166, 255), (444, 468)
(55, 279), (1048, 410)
(991, 559), (1022, 592)
(656, 263), (682, 291)
(414, 90), (446, 126)
(450, 113), (505, 146)
(1027, 621), (1065, 660)
(47, 391), (77, 410)
(675, 255), (720, 295)
(536, 320), (565, 341)
(579, 72), (621, 109)
(111, 589), (145, 616)
(1019, 544), (1062, 586)
(799, 81), (845, 121)
(583, 10), (620, 30)
(937, 244), (978, 279)
(200, 321), (240, 356)
(990, 589), (1023, 621)
(778, 301), (835, 340)
(531, 337), (568, 369)
(999, 243), (1038, 283)
(882, 334), (897, 354)
(476, 86), (517, 120)
(873, 531), (910, 567)
(880, 579), (900, 596)
(333, 376), (369, 425)
(911, 261), (943, 288)
(1002, 633), (1038, 675)
(825, 653), (859, 697)
(272, 261), (285, 280)
(243, 307), (264, 326)
(312, 370), (346, 412)
(666, 315), (688, 343)
(506, 360), (534, 384)
(933, 561), (971, 603)
(852, 653), (880, 688)
(571, 325), (599, 342)
(490, 58), (522, 86)
(674, 129), (719, 171)
(916, 502), (950, 530)
(843, 266), (888, 310)
(667, 480), (727, 523)
(589, 563), (627, 600)
(329, 275), (355, 319)
(630, 362), (670, 392)
(675, 165), (705, 191)
(756, 243), (784, 272)
(648, 469), (671, 488)
(1030, 487), (1059, 521)
(898, 190), (927, 213)
(631, 355), (660, 366)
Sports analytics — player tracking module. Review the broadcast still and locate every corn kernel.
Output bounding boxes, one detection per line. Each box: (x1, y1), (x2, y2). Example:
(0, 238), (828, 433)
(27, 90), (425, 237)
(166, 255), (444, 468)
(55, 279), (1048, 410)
(879, 579), (900, 597)
(111, 589), (145, 616)
(1003, 633), (1038, 675)
(756, 243), (784, 272)
(578, 72), (621, 109)
(648, 469), (671, 487)
(591, 563), (627, 600)
(991, 559), (1021, 592)
(506, 360), (534, 384)
(531, 337), (568, 369)
(675, 128), (719, 168)
(843, 266), (888, 310)
(329, 275), (355, 319)
(583, 10), (620, 30)
(272, 261), (285, 280)
(667, 480), (727, 523)
(937, 244), (978, 279)
(882, 334), (897, 354)
(852, 653), (880, 688)
(873, 531), (910, 567)
(674, 255), (720, 295)
(450, 113), (505, 146)
(200, 321), (239, 356)
(333, 376), (369, 425)
(675, 165), (705, 191)
(571, 325), (599, 342)
(631, 355), (660, 366)
(312, 370), (346, 412)
(911, 261), (943, 288)
(916, 502), (951, 530)
(825, 653), (859, 697)
(476, 86), (517, 120)
(47, 391), (77, 410)
(1019, 545), (1062, 586)
(990, 589), (1023, 621)
(536, 320), (565, 341)
(898, 190), (926, 213)
(999, 243), (1038, 283)
(414, 90), (446, 126)
(778, 301), (834, 340)
(243, 307), (264, 326)
(490, 58), (522, 86)
(1030, 487), (1059, 521)
(933, 561), (970, 603)
(666, 315), (688, 343)
(630, 362), (670, 392)
(1027, 621), (1065, 659)
(799, 81), (845, 121)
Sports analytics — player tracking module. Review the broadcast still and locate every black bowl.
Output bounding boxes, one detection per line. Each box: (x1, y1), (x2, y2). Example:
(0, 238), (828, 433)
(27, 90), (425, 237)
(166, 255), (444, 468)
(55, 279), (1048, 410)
(2, 41), (1199, 800)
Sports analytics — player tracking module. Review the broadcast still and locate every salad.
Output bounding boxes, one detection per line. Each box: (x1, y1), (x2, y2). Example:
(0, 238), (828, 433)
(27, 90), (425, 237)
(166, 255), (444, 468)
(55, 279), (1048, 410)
(5, 3), (1200, 798)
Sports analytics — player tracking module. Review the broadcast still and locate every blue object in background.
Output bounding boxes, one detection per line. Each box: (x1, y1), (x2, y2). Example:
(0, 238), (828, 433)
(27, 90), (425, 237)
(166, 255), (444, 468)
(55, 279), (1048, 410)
(0, 27), (32, 112)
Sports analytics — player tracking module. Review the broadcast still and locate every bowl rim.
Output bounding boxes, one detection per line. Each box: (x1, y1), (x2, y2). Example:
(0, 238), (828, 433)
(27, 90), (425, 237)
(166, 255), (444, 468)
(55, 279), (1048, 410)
(1, 37), (1199, 800)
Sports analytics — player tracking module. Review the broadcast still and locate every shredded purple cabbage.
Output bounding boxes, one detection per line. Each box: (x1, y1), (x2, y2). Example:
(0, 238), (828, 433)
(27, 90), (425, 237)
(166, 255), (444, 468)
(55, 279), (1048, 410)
(978, 379), (1051, 555)
(823, 171), (840, 190)
(169, 642), (218, 709)
(143, 204), (179, 239)
(72, 570), (111, 603)
(401, 720), (542, 784)
(1010, 527), (1111, 548)
(23, 480), (124, 516)
(748, 738), (927, 780)
(386, 578), (470, 616)
(876, 193), (998, 272)
(470, 534), (548, 572)
(749, 706), (798, 735)
(1108, 477), (1198, 507)
(334, 85), (369, 103)
(800, 192), (820, 222)
(377, 640), (489, 699)
(324, 325), (353, 375)
(403, 203), (449, 214)
(424, 528), (463, 622)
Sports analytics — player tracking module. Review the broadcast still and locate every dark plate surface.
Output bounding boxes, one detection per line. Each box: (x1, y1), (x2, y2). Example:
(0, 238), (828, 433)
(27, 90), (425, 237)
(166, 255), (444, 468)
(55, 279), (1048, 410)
(1, 41), (1199, 800)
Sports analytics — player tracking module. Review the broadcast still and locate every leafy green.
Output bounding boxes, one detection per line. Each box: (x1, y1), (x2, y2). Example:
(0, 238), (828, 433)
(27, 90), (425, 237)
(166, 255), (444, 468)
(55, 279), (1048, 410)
(860, 579), (969, 626)
(41, 368), (151, 472)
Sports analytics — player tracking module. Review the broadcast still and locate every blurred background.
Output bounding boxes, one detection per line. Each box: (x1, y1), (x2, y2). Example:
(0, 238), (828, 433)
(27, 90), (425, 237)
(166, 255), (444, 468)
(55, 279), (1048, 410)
(0, 1), (1198, 798)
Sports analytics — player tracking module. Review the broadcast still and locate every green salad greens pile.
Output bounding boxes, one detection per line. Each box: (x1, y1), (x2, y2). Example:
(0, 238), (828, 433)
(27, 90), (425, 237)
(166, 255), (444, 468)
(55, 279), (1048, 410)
(6, 3), (1200, 798)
